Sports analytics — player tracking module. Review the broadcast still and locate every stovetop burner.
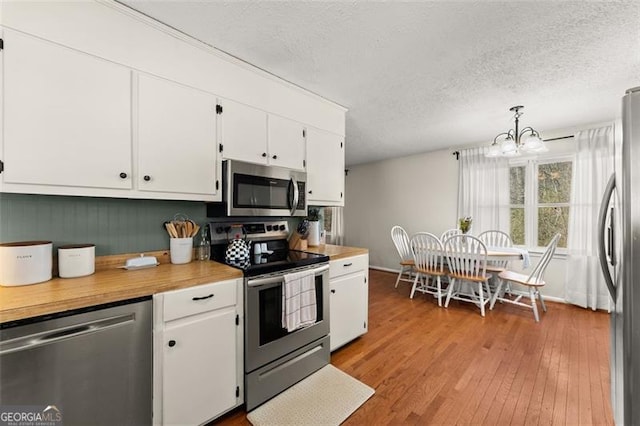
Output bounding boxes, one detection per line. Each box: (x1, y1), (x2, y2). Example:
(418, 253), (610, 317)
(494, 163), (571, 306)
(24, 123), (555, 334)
(208, 220), (329, 277)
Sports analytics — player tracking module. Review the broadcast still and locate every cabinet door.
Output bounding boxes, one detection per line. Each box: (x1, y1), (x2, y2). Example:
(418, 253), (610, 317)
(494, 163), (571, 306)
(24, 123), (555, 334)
(219, 98), (268, 165)
(330, 271), (368, 351)
(162, 308), (237, 425)
(3, 30), (132, 189)
(138, 74), (219, 198)
(267, 114), (305, 170)
(306, 128), (345, 206)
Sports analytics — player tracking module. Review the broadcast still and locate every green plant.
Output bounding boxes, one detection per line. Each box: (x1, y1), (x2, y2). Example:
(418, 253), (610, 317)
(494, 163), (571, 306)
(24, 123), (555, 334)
(459, 216), (473, 233)
(307, 208), (320, 222)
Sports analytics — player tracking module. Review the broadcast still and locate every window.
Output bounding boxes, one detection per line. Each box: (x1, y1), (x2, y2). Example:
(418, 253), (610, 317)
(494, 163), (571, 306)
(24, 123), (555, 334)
(509, 158), (573, 249)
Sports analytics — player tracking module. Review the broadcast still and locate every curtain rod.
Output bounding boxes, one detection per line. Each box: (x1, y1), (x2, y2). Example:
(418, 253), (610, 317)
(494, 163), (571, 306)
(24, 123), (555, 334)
(451, 135), (575, 160)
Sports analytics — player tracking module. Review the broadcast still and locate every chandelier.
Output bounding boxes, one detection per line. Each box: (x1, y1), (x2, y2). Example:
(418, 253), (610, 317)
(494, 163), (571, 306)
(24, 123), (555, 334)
(485, 105), (547, 157)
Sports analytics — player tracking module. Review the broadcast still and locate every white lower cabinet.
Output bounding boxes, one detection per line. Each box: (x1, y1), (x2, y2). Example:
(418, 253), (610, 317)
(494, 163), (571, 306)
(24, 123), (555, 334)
(329, 254), (369, 351)
(153, 279), (243, 425)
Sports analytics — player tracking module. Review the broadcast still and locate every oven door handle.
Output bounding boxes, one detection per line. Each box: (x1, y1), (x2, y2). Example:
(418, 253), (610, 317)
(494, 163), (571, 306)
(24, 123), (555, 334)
(246, 264), (329, 287)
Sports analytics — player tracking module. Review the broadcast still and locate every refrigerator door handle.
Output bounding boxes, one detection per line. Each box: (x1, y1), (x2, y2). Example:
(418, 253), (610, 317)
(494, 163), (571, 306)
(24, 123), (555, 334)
(597, 173), (617, 301)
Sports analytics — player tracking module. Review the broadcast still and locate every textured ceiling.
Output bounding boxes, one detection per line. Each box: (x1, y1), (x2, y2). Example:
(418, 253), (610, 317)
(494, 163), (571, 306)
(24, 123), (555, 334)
(120, 1), (640, 165)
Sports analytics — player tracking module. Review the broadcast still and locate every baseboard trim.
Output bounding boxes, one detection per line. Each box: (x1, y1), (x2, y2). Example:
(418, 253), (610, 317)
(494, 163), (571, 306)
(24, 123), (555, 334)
(369, 265), (399, 274)
(369, 265), (567, 304)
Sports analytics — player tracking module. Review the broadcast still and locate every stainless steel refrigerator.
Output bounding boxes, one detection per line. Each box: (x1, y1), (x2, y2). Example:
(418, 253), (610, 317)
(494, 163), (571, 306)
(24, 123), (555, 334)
(598, 86), (640, 426)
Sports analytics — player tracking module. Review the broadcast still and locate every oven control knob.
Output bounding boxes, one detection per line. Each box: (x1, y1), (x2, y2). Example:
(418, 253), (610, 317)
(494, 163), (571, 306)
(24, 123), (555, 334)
(266, 225), (273, 231)
(216, 227), (224, 234)
(224, 226), (231, 233)
(279, 224), (286, 231)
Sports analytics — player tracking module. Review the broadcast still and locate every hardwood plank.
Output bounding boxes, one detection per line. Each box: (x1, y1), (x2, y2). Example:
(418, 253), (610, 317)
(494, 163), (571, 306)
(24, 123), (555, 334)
(215, 269), (613, 426)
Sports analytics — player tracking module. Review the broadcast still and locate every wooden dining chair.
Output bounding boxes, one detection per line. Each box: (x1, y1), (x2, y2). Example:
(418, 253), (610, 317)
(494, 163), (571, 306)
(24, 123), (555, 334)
(440, 228), (461, 243)
(443, 235), (492, 317)
(391, 226), (415, 288)
(409, 232), (447, 306)
(490, 233), (561, 322)
(478, 230), (513, 291)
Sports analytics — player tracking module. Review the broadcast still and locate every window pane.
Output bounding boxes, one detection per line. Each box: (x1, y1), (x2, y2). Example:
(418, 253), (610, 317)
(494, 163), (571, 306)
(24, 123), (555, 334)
(323, 208), (332, 232)
(538, 161), (572, 204)
(510, 166), (525, 204)
(510, 207), (525, 245)
(538, 206), (569, 248)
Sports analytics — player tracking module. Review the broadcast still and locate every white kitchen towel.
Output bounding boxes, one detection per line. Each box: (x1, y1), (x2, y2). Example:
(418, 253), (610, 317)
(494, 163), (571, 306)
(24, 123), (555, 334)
(513, 247), (531, 269)
(281, 269), (317, 332)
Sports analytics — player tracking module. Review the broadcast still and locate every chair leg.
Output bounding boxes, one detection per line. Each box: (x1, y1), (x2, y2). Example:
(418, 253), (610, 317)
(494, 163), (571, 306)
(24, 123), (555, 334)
(409, 273), (420, 299)
(435, 276), (442, 307)
(490, 279), (504, 310)
(529, 287), (540, 322)
(444, 278), (455, 307)
(537, 289), (547, 313)
(394, 266), (404, 288)
(478, 282), (485, 317)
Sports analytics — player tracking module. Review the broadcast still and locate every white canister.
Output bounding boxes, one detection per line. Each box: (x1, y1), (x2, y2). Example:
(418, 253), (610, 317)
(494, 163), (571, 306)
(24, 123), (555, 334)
(58, 244), (95, 278)
(308, 221), (321, 246)
(0, 241), (53, 286)
(170, 237), (193, 264)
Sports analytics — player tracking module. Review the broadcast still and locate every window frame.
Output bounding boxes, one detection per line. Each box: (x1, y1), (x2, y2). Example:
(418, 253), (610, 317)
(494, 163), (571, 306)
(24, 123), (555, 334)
(508, 153), (574, 253)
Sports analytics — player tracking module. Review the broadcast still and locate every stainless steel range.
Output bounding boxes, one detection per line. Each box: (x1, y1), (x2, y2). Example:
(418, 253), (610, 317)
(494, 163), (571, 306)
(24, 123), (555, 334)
(209, 220), (330, 411)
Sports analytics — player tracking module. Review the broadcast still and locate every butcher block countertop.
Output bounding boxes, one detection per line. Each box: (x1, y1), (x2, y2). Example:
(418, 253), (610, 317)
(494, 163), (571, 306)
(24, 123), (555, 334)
(304, 244), (368, 260)
(0, 250), (242, 323)
(0, 244), (368, 323)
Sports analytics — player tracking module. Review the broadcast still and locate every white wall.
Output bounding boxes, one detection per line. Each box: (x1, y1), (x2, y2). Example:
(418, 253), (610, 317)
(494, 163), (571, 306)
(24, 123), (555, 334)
(344, 121), (617, 302)
(343, 148), (458, 269)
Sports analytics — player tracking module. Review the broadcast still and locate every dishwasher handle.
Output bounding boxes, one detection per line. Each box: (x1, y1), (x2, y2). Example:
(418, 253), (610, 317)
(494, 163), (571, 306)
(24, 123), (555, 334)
(0, 313), (134, 355)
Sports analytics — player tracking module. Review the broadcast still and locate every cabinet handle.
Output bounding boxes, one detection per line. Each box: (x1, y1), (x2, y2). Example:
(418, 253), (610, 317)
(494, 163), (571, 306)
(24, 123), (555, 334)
(168, 340), (176, 347)
(192, 294), (214, 301)
(331, 289), (336, 294)
(119, 172), (128, 179)
(343, 263), (353, 267)
(262, 152), (267, 157)
(308, 190), (313, 194)
(272, 155), (278, 160)
(143, 175), (151, 182)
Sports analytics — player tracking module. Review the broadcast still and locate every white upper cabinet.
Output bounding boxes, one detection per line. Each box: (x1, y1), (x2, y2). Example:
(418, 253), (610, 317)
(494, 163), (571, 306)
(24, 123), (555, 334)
(267, 114), (306, 170)
(306, 128), (345, 206)
(218, 98), (268, 165)
(137, 74), (219, 199)
(218, 99), (306, 170)
(2, 29), (132, 190)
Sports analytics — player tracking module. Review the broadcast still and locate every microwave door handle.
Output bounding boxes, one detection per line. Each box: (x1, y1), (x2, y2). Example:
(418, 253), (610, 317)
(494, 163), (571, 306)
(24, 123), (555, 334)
(597, 173), (617, 301)
(289, 176), (299, 216)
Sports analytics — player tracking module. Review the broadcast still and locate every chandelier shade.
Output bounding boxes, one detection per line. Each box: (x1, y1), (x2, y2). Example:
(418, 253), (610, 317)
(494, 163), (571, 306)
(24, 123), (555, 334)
(485, 106), (547, 157)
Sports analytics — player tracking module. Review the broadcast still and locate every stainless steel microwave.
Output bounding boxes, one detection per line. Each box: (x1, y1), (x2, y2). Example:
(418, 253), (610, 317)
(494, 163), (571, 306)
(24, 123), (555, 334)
(207, 160), (307, 217)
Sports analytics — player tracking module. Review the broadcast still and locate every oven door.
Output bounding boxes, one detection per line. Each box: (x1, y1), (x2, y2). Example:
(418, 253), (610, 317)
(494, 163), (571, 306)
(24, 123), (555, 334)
(229, 161), (307, 217)
(245, 264), (330, 373)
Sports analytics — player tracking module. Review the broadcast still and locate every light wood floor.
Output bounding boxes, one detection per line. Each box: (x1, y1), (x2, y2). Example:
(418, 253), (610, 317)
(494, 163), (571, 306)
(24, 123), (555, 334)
(217, 269), (613, 425)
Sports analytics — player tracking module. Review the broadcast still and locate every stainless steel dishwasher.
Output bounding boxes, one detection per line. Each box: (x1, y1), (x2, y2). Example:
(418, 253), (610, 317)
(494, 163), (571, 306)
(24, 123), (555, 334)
(0, 296), (152, 426)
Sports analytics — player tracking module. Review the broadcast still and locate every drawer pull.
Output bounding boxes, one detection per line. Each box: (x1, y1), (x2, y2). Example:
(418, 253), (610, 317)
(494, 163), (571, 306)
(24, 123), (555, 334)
(168, 340), (176, 347)
(331, 289), (336, 294)
(192, 294), (214, 301)
(343, 263), (353, 267)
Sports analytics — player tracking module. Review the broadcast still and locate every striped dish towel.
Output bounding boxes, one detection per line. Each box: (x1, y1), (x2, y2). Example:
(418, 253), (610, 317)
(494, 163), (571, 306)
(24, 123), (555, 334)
(282, 269), (317, 332)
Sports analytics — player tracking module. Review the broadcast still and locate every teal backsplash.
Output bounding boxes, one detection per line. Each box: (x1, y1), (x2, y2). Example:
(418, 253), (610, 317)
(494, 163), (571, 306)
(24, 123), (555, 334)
(0, 193), (303, 256)
(0, 193), (208, 255)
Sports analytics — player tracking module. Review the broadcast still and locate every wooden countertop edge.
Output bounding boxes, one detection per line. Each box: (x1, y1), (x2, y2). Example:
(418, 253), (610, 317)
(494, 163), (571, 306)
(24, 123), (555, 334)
(303, 244), (369, 261)
(0, 261), (242, 323)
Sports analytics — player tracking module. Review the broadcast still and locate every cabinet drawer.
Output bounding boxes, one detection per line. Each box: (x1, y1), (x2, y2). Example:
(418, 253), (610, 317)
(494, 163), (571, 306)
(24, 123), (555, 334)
(163, 279), (237, 322)
(329, 254), (368, 279)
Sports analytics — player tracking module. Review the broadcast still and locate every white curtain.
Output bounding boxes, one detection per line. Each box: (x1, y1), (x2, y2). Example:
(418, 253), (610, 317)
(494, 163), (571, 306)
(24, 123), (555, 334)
(565, 126), (614, 310)
(329, 207), (344, 245)
(457, 147), (510, 234)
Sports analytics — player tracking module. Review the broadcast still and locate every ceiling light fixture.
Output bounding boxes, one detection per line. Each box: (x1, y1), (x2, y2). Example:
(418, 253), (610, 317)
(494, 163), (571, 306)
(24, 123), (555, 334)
(485, 105), (547, 157)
